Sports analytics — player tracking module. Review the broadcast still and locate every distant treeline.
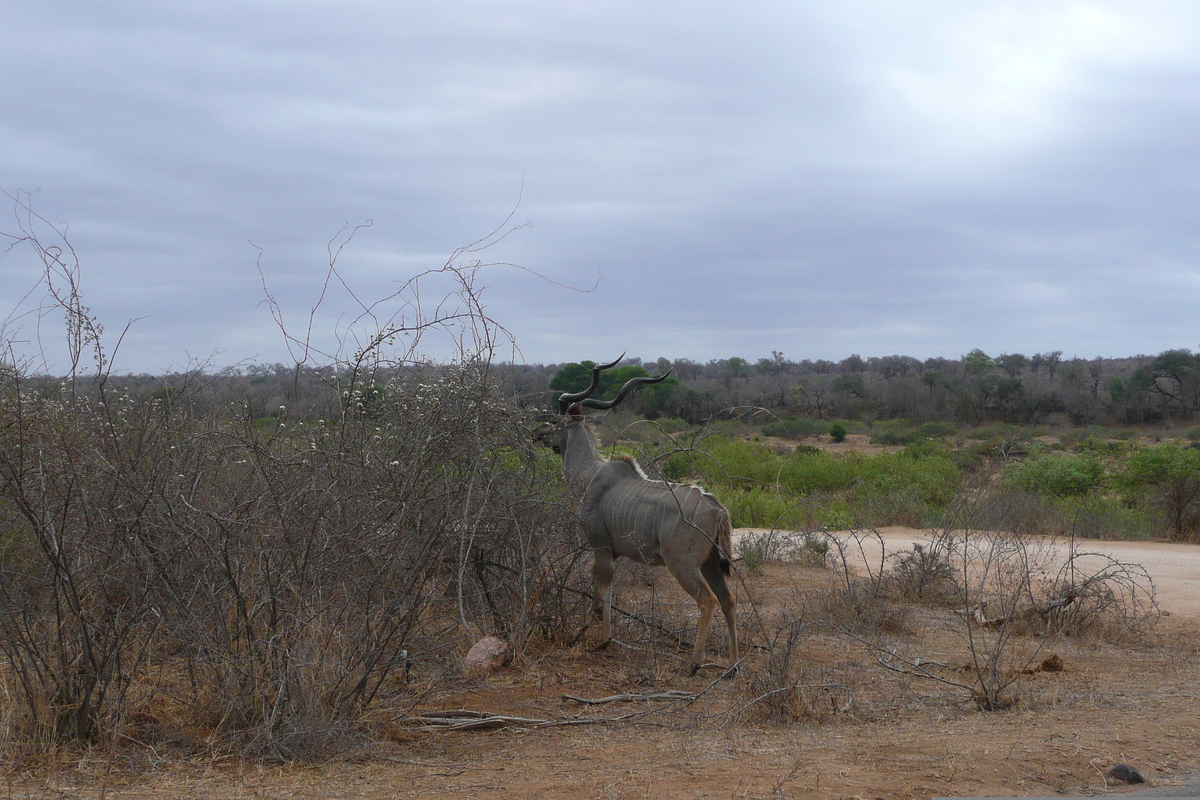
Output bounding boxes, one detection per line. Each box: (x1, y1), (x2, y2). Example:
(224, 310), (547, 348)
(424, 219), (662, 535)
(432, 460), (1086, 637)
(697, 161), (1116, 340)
(535, 348), (1200, 427)
(33, 347), (1200, 428)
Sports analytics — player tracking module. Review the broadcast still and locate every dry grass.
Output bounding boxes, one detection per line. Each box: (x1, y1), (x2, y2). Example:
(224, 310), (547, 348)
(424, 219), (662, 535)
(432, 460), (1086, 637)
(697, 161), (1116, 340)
(3, 555), (1197, 798)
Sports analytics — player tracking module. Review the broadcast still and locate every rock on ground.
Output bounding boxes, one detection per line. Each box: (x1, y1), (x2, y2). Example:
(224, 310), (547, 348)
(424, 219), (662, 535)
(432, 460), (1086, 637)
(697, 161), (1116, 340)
(464, 636), (508, 675)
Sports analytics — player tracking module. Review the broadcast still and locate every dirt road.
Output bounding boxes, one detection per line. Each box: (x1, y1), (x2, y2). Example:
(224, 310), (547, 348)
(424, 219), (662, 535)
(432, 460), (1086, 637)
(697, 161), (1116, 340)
(736, 526), (1200, 618)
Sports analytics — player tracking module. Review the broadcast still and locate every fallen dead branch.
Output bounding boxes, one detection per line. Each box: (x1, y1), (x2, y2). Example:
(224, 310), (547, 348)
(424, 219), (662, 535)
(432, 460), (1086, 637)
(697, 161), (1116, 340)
(403, 664), (744, 733)
(399, 710), (553, 730)
(562, 690), (695, 705)
(398, 709), (646, 731)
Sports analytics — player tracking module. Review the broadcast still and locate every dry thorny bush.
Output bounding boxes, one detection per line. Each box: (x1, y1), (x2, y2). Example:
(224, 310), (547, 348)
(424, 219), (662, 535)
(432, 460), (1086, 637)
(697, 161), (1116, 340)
(0, 198), (594, 760)
(813, 487), (1161, 711)
(0, 360), (596, 759)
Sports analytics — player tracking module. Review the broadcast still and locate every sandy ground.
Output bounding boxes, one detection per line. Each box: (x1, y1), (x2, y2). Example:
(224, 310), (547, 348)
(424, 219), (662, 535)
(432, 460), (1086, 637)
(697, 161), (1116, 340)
(6, 529), (1200, 799)
(736, 526), (1200, 618)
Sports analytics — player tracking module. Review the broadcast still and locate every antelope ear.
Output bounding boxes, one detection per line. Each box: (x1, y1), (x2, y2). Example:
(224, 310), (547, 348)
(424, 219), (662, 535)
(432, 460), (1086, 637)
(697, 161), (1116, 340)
(567, 403), (584, 418)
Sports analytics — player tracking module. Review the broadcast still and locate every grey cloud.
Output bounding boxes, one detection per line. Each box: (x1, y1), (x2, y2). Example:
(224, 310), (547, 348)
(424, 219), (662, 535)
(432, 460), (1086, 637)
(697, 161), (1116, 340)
(3, 3), (1200, 372)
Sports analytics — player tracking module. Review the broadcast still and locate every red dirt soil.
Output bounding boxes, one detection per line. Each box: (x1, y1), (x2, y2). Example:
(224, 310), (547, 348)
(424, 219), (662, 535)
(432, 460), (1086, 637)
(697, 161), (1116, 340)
(8, 529), (1200, 799)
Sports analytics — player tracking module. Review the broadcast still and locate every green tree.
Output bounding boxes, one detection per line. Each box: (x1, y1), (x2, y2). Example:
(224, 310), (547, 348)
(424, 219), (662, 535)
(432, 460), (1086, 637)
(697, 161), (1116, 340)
(963, 349), (995, 375)
(829, 422), (847, 442)
(755, 351), (790, 376)
(722, 357), (751, 378)
(1120, 442), (1200, 539)
(1130, 349), (1200, 416)
(994, 353), (1027, 378)
(638, 374), (679, 418)
(839, 354), (866, 373)
(549, 360), (598, 396)
(549, 361), (676, 416)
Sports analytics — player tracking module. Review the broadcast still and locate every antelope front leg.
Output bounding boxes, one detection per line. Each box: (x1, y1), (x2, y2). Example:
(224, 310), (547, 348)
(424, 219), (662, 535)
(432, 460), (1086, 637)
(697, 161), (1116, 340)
(592, 548), (615, 648)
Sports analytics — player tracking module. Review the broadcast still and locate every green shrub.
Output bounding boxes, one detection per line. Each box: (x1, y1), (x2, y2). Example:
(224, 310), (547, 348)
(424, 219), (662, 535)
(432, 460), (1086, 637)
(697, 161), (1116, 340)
(660, 436), (779, 489)
(724, 488), (807, 529)
(856, 451), (962, 509)
(703, 436), (780, 487)
(662, 430), (962, 530)
(821, 505), (856, 531)
(964, 422), (1022, 441)
(872, 419), (957, 446)
(1003, 451), (1106, 498)
(869, 418), (910, 445)
(650, 417), (690, 434)
(761, 417), (825, 439)
(1060, 495), (1157, 540)
(901, 439), (947, 460)
(829, 422), (847, 443)
(913, 421), (959, 439)
(779, 449), (862, 495)
(661, 450), (699, 481)
(1072, 435), (1127, 456)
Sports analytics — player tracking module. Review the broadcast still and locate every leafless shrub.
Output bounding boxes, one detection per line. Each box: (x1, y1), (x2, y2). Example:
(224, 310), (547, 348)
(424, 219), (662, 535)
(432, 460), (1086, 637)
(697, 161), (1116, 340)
(872, 489), (1161, 711)
(884, 530), (958, 605)
(742, 609), (833, 723)
(0, 199), (173, 744)
(1025, 542), (1160, 643)
(0, 195), (587, 758)
(964, 484), (1062, 537)
(823, 529), (909, 635)
(735, 529), (828, 573)
(859, 484), (928, 528)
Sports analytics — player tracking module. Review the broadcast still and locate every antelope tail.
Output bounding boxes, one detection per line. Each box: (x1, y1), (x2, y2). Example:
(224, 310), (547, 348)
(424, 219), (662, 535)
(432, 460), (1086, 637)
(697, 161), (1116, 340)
(716, 506), (733, 576)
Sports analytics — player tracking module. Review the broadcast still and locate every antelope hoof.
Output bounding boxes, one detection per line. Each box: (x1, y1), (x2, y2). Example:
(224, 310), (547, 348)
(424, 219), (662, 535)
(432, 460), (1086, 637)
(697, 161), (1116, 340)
(592, 639), (611, 652)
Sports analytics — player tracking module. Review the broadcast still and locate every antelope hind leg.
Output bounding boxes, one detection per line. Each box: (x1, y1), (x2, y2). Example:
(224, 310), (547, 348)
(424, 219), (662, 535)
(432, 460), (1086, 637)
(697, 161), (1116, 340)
(700, 555), (739, 663)
(592, 549), (615, 647)
(689, 587), (719, 674)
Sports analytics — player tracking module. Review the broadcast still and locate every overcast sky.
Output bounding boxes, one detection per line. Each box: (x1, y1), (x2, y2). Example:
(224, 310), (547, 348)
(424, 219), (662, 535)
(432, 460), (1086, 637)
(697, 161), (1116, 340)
(3, 2), (1200, 374)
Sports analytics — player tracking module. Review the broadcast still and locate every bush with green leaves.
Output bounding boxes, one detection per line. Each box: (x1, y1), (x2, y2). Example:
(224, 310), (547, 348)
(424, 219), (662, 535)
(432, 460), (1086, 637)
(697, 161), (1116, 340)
(874, 420), (960, 446)
(829, 422), (847, 442)
(779, 448), (862, 495)
(723, 487), (810, 529)
(868, 417), (911, 445)
(963, 422), (1024, 441)
(760, 417), (825, 439)
(669, 435), (781, 489)
(858, 450), (961, 506)
(849, 450), (962, 526)
(1070, 435), (1128, 457)
(1118, 441), (1200, 539)
(658, 433), (966, 530)
(1002, 451), (1107, 498)
(914, 421), (959, 439)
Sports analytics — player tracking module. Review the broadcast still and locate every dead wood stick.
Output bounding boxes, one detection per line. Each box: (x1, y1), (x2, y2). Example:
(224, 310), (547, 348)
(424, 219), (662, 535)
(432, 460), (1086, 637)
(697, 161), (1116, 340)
(561, 690), (695, 705)
(399, 711), (552, 730)
(398, 709), (642, 731)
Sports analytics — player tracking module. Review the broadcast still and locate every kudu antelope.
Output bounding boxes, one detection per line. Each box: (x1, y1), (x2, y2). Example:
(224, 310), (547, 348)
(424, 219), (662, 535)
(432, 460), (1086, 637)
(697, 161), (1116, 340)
(536, 356), (738, 671)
